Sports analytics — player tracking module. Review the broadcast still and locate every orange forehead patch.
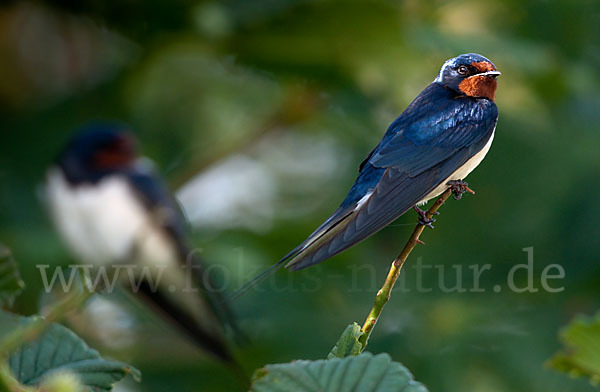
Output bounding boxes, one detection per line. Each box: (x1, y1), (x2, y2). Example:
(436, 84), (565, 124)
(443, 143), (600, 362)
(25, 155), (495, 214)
(471, 61), (496, 72)
(94, 150), (135, 168)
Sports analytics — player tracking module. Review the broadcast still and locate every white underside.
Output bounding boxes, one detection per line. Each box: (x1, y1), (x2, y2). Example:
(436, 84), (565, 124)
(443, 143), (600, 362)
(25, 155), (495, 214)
(46, 169), (168, 265)
(45, 169), (210, 324)
(418, 128), (495, 204)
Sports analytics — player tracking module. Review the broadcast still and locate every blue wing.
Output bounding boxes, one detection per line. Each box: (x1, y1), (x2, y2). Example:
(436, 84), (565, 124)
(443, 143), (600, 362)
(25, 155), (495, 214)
(124, 167), (190, 258)
(284, 83), (498, 270)
(123, 166), (242, 361)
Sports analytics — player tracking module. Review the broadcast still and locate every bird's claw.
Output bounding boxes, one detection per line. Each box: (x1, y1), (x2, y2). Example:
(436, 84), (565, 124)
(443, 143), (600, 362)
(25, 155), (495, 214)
(419, 217), (436, 229)
(447, 180), (475, 200)
(413, 206), (436, 229)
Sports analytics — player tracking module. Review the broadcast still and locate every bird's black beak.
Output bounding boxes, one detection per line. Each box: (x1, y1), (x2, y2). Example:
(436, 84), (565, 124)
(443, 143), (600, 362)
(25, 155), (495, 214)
(479, 71), (501, 79)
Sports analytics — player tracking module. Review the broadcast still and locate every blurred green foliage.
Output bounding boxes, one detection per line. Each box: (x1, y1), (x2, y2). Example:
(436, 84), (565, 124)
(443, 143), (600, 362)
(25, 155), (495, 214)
(1, 0), (600, 391)
(549, 313), (600, 384)
(250, 352), (428, 392)
(0, 244), (25, 308)
(0, 310), (140, 391)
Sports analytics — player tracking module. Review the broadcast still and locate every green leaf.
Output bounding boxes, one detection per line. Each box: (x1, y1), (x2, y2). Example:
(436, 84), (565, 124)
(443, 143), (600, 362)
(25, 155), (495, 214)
(0, 244), (25, 308)
(250, 352), (428, 392)
(548, 312), (600, 384)
(327, 323), (364, 359)
(0, 311), (141, 391)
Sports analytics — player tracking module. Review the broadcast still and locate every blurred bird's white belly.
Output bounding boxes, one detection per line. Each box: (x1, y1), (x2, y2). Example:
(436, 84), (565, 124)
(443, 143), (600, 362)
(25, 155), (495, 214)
(45, 169), (177, 269)
(419, 129), (495, 204)
(46, 169), (215, 331)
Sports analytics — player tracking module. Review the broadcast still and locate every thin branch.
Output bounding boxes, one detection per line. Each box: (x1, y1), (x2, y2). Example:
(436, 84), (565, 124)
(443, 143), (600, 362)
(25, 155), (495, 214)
(359, 188), (453, 347)
(0, 363), (33, 392)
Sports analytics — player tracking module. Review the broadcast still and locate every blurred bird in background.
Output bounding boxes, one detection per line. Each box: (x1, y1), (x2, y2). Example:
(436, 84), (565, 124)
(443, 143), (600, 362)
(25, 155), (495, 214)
(44, 122), (242, 368)
(236, 53), (500, 295)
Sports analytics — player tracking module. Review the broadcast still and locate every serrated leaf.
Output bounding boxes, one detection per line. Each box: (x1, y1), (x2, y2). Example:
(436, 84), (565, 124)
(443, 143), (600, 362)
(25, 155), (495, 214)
(250, 352), (428, 392)
(327, 323), (364, 359)
(548, 312), (600, 384)
(0, 244), (25, 307)
(0, 311), (140, 391)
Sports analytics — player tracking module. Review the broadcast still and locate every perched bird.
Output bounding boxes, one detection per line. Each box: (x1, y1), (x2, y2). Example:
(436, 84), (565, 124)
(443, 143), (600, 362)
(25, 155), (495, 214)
(45, 123), (240, 364)
(237, 53), (500, 293)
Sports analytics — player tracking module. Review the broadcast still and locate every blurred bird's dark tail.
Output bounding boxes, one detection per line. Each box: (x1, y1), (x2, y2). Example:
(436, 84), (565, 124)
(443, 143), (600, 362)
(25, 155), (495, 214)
(135, 280), (232, 360)
(135, 280), (250, 386)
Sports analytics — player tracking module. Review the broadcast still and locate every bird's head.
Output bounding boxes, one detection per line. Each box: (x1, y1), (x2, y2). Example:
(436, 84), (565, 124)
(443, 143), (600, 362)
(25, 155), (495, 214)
(435, 53), (500, 101)
(57, 122), (138, 182)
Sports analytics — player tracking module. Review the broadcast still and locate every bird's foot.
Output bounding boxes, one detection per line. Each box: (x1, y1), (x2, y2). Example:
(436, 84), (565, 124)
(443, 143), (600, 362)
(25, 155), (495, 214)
(447, 180), (475, 200)
(413, 206), (438, 229)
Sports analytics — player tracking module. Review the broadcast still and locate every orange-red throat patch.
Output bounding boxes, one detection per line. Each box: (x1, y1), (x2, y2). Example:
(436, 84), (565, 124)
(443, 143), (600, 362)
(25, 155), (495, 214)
(458, 61), (498, 100)
(458, 76), (497, 100)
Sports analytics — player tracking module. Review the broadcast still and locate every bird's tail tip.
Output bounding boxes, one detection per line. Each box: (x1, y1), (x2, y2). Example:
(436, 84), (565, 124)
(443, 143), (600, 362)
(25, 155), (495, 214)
(227, 247), (303, 301)
(227, 259), (285, 301)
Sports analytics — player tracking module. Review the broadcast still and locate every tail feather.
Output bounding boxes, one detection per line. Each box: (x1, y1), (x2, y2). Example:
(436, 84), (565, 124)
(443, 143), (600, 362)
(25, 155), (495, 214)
(136, 282), (250, 385)
(286, 193), (418, 270)
(285, 212), (357, 270)
(228, 250), (294, 301)
(136, 280), (234, 362)
(185, 252), (247, 344)
(230, 211), (357, 300)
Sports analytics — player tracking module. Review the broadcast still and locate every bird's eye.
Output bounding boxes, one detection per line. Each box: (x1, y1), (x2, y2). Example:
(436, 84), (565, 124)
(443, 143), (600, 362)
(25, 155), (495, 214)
(457, 65), (468, 75)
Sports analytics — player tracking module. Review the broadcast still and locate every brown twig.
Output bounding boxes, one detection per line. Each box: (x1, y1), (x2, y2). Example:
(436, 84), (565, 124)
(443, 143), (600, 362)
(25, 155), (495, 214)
(359, 188), (453, 347)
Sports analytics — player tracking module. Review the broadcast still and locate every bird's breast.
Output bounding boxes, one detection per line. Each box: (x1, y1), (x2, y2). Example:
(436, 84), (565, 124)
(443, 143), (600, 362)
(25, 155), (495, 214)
(46, 169), (166, 266)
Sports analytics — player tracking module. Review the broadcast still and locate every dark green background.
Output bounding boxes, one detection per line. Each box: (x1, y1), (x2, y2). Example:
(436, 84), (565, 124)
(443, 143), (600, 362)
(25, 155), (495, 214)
(1, 0), (599, 391)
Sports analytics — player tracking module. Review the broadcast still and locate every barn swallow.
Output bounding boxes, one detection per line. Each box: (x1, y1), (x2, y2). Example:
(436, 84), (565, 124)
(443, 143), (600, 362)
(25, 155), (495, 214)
(236, 53), (499, 294)
(45, 123), (240, 364)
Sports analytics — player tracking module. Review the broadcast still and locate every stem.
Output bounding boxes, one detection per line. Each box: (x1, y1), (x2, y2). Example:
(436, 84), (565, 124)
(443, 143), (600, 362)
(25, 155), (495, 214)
(0, 363), (33, 392)
(359, 189), (453, 347)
